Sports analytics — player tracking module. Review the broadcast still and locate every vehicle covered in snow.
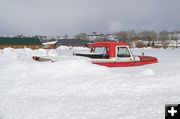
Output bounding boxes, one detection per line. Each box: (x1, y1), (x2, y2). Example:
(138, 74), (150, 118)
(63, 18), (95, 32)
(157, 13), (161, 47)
(32, 42), (158, 67)
(74, 42), (158, 67)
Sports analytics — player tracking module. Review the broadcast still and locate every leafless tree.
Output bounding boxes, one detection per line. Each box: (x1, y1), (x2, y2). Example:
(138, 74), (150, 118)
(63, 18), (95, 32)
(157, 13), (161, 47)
(75, 33), (88, 40)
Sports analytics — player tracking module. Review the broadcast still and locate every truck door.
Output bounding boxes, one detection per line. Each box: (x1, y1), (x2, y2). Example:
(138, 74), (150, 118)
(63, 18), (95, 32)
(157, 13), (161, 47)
(116, 46), (133, 62)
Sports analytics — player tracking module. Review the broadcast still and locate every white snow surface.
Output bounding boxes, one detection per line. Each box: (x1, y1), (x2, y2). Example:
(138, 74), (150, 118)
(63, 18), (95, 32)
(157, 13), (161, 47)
(0, 47), (180, 119)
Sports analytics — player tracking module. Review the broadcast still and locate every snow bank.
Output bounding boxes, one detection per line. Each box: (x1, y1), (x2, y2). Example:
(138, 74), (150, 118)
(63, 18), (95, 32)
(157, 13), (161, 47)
(139, 69), (155, 76)
(0, 47), (180, 119)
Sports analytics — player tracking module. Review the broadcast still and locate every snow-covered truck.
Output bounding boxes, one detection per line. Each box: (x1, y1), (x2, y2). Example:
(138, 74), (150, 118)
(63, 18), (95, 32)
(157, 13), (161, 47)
(33, 42), (158, 67)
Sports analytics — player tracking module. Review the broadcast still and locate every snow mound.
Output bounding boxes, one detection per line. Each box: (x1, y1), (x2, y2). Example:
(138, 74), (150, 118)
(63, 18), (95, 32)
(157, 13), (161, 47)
(56, 46), (71, 50)
(140, 69), (155, 76)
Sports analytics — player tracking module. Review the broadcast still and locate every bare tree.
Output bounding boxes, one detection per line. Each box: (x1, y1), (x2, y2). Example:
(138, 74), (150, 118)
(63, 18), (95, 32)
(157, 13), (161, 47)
(159, 31), (170, 48)
(159, 31), (169, 41)
(138, 30), (157, 41)
(75, 33), (88, 40)
(64, 34), (69, 39)
(115, 31), (128, 41)
(127, 30), (136, 41)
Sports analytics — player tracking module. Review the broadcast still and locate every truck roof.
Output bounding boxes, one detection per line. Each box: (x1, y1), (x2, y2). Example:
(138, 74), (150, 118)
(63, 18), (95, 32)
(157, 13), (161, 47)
(90, 42), (128, 47)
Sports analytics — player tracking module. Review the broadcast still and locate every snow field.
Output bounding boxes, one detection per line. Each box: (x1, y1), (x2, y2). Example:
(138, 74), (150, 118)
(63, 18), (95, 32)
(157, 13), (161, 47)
(0, 47), (180, 119)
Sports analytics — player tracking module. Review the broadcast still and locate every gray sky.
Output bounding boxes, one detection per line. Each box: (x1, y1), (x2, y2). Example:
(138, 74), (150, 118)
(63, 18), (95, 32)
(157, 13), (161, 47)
(0, 0), (180, 36)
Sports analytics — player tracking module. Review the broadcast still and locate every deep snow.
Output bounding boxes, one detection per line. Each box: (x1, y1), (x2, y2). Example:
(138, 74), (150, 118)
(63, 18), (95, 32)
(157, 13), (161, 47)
(0, 47), (180, 119)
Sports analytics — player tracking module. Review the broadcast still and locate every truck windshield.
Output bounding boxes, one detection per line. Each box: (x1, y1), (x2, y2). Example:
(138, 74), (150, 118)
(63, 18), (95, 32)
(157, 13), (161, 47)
(117, 47), (131, 57)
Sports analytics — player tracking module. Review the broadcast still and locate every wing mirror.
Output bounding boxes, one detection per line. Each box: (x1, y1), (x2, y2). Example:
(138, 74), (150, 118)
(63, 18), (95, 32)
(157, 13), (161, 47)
(142, 52), (144, 56)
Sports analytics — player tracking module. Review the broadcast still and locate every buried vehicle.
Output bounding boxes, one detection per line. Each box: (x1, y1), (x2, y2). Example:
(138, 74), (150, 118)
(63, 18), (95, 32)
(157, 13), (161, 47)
(33, 42), (158, 67)
(74, 42), (158, 67)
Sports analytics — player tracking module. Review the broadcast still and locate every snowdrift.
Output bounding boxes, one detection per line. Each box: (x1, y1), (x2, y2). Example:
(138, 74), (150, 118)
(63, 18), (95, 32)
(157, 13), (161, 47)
(0, 47), (180, 119)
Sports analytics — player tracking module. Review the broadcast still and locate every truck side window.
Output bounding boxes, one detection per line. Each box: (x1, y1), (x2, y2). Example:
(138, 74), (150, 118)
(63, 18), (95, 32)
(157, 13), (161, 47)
(93, 47), (109, 55)
(117, 47), (131, 57)
(91, 47), (109, 59)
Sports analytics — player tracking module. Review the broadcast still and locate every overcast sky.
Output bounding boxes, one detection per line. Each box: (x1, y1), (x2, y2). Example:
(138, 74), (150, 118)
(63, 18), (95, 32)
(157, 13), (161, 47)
(0, 0), (180, 36)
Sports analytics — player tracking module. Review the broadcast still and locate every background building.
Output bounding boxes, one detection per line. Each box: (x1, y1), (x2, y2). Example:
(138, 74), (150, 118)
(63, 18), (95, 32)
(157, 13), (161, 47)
(0, 37), (42, 49)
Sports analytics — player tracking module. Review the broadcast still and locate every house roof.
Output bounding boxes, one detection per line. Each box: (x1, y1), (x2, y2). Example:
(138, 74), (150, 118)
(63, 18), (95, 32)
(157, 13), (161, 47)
(42, 41), (57, 45)
(0, 37), (42, 45)
(56, 39), (92, 46)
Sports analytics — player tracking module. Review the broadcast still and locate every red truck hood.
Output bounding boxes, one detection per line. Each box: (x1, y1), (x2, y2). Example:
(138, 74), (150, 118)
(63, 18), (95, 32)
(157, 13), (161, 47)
(139, 56), (158, 63)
